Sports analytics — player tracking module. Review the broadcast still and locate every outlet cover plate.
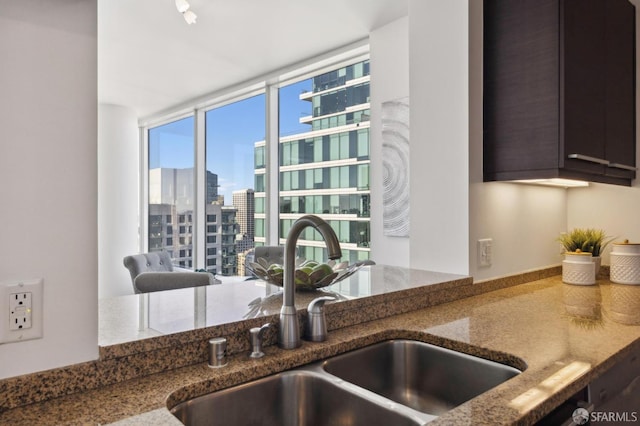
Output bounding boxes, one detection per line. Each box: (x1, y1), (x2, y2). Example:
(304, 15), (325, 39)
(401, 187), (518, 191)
(478, 238), (493, 267)
(0, 278), (43, 344)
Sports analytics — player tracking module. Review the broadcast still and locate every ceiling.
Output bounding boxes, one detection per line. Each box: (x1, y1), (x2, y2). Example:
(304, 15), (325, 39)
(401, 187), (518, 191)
(98, 0), (409, 119)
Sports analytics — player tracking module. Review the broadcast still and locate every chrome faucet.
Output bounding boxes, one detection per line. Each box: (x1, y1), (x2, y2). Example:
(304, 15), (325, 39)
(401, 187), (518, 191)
(279, 215), (342, 349)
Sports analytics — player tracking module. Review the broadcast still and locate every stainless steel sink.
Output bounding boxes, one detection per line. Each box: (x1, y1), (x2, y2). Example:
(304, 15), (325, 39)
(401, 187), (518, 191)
(170, 370), (423, 426)
(170, 339), (521, 425)
(322, 339), (521, 415)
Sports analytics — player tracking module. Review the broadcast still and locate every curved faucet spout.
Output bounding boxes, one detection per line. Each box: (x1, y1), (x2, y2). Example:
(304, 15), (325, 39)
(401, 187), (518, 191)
(279, 215), (342, 349)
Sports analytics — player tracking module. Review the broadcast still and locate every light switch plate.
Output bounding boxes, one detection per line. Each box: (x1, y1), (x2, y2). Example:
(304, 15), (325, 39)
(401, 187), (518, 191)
(478, 238), (493, 267)
(0, 278), (43, 344)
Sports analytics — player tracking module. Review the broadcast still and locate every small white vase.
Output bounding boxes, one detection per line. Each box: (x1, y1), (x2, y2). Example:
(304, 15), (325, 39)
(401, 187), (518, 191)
(562, 252), (595, 285)
(610, 242), (640, 285)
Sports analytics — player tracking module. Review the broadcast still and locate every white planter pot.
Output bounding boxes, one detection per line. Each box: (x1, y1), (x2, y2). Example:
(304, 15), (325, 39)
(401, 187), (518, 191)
(610, 242), (640, 285)
(562, 252), (595, 285)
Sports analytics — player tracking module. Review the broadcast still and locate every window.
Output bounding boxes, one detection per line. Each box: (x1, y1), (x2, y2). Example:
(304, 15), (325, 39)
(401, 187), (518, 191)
(148, 116), (194, 267)
(205, 94), (265, 276)
(145, 56), (371, 276)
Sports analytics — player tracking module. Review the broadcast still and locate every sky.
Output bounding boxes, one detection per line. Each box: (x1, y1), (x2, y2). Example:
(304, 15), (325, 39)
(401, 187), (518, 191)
(149, 79), (312, 204)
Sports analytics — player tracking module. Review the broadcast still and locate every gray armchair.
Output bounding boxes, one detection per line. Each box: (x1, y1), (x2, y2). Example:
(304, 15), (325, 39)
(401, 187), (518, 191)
(123, 251), (217, 294)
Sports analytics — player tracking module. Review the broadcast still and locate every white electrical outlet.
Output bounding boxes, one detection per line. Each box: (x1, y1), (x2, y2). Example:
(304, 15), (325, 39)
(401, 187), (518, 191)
(9, 292), (33, 330)
(0, 279), (43, 344)
(478, 238), (493, 267)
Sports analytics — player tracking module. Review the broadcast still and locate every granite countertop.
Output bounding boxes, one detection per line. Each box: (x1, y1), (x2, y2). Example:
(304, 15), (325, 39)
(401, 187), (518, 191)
(98, 266), (467, 347)
(2, 271), (640, 425)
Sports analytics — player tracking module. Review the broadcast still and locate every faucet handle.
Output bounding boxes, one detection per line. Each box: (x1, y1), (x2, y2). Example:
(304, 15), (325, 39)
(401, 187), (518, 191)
(307, 296), (336, 314)
(249, 322), (272, 359)
(305, 296), (336, 342)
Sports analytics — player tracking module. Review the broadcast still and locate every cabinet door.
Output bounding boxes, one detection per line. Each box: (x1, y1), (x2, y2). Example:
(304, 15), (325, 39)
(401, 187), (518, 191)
(590, 342), (640, 413)
(604, 0), (636, 180)
(561, 0), (607, 176)
(483, 0), (561, 179)
(483, 0), (635, 185)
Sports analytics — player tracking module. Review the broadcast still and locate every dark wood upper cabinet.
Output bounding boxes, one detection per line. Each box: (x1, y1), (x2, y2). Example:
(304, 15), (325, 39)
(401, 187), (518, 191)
(483, 0), (636, 186)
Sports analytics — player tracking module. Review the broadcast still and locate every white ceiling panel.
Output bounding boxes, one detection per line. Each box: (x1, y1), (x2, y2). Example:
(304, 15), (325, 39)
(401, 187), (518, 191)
(98, 0), (409, 118)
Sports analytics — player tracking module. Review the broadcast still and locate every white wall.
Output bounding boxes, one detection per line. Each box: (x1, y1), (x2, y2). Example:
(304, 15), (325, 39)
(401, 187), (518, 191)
(370, 17), (411, 267)
(370, 2), (568, 279)
(371, 0), (634, 282)
(0, 0), (98, 379)
(469, 183), (569, 279)
(98, 104), (140, 298)
(408, 0), (470, 274)
(568, 184), (640, 265)
(360, 0), (640, 280)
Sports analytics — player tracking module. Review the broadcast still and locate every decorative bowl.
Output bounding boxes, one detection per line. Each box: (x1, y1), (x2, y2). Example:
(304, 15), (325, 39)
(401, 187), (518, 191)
(247, 258), (375, 291)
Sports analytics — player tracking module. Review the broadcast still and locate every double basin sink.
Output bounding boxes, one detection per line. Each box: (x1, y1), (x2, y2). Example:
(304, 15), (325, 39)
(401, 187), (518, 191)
(170, 339), (521, 425)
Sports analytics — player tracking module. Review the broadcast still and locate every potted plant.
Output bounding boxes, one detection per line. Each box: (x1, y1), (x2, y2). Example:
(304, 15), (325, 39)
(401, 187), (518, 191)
(557, 228), (614, 280)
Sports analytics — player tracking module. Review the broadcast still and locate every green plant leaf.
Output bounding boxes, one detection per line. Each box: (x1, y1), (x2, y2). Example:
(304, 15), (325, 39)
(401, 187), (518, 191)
(556, 228), (614, 256)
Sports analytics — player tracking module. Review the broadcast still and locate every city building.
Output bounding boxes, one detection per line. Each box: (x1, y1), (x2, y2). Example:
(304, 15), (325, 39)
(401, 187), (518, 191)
(204, 203), (222, 275)
(220, 206), (238, 276)
(148, 168), (228, 274)
(254, 60), (371, 264)
(232, 189), (256, 276)
(232, 189), (255, 254)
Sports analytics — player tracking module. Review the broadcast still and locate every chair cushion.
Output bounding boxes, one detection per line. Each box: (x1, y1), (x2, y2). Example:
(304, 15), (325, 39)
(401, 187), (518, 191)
(123, 251), (174, 282)
(133, 271), (213, 293)
(123, 252), (218, 294)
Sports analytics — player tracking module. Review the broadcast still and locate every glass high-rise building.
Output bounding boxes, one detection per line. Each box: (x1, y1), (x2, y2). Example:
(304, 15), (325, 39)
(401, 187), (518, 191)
(233, 189), (255, 245)
(233, 189), (255, 275)
(254, 59), (371, 264)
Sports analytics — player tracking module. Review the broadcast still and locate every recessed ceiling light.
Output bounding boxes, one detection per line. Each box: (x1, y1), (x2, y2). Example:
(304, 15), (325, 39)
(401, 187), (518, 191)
(183, 10), (197, 25)
(175, 0), (190, 13)
(175, 0), (197, 24)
